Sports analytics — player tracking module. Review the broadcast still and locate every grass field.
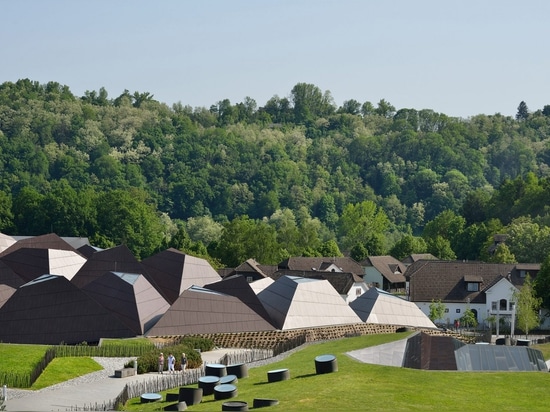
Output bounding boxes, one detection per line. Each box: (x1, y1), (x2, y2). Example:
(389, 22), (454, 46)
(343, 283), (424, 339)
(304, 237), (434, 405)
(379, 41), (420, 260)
(123, 334), (550, 411)
(0, 343), (50, 379)
(30, 357), (103, 389)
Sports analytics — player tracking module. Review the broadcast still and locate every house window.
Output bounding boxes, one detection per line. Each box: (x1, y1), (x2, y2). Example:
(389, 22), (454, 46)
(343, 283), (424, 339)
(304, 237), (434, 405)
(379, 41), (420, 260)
(491, 301), (497, 311)
(509, 302), (515, 311)
(246, 276), (253, 283)
(456, 309), (461, 313)
(356, 288), (362, 296)
(520, 270), (526, 278)
(500, 299), (507, 311)
(444, 308), (449, 313)
(467, 282), (479, 292)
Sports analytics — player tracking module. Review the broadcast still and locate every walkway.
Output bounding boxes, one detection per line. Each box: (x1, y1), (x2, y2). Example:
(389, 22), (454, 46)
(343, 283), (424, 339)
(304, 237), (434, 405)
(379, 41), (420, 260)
(5, 349), (231, 411)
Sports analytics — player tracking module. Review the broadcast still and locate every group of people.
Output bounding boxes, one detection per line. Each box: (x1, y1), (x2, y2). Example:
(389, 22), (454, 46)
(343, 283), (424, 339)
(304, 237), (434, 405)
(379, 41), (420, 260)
(157, 352), (187, 374)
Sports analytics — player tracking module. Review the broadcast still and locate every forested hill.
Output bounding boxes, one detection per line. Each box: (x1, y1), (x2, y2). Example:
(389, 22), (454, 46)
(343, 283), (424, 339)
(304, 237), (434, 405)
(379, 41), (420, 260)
(1, 79), (550, 266)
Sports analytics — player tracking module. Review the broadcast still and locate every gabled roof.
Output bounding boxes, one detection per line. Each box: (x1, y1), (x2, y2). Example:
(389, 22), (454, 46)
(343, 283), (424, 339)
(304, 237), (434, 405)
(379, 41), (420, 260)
(71, 244), (143, 289)
(271, 269), (364, 295)
(278, 256), (363, 276)
(257, 275), (362, 330)
(362, 256), (407, 284)
(406, 261), (533, 303)
(350, 288), (436, 329)
(140, 248), (222, 304)
(401, 253), (437, 265)
(0, 275), (134, 344)
(146, 285), (276, 336)
(204, 275), (275, 326)
(82, 271), (170, 335)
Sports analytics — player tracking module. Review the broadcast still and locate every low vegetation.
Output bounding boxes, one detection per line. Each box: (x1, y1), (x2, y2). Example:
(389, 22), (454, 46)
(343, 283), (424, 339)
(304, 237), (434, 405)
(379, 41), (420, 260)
(0, 344), (50, 388)
(30, 357), (103, 390)
(123, 333), (550, 411)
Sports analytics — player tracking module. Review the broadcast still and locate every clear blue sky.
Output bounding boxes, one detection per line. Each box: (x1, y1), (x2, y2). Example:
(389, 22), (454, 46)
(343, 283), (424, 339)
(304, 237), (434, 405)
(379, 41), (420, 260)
(3, 0), (549, 118)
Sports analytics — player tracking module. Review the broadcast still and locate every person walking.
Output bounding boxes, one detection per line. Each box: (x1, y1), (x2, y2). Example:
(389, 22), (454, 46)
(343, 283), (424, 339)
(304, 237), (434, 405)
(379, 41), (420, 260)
(181, 353), (187, 373)
(167, 353), (175, 373)
(158, 352), (164, 374)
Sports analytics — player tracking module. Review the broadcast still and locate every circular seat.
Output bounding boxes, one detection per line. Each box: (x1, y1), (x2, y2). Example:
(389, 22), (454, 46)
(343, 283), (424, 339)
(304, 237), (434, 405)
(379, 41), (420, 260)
(222, 400), (248, 411)
(140, 392), (162, 403)
(267, 368), (290, 382)
(253, 398), (279, 408)
(220, 374), (238, 385)
(178, 387), (202, 405)
(198, 375), (220, 395)
(205, 363), (227, 377)
(214, 384), (238, 400)
(315, 354), (338, 374)
(227, 363), (248, 378)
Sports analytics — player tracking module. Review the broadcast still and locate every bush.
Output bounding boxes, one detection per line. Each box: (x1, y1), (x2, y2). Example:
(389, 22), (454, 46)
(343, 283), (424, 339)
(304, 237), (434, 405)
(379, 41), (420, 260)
(134, 339), (212, 374)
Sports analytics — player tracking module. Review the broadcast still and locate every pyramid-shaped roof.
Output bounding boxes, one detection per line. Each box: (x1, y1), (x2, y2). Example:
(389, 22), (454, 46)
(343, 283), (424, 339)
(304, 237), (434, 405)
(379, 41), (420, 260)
(350, 288), (436, 329)
(204, 275), (275, 326)
(82, 271), (170, 335)
(0, 274), (135, 344)
(0, 233), (82, 257)
(141, 248), (221, 304)
(0, 233), (16, 253)
(146, 285), (276, 336)
(0, 248), (87, 282)
(257, 276), (362, 330)
(0, 260), (25, 309)
(249, 277), (274, 294)
(71, 245), (144, 289)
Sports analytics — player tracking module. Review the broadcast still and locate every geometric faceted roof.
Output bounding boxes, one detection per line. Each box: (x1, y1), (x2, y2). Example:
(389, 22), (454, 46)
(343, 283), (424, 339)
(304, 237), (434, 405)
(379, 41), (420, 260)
(82, 271), (170, 335)
(141, 248), (222, 304)
(0, 274), (135, 344)
(204, 275), (275, 326)
(0, 247), (86, 282)
(350, 288), (437, 329)
(0, 260), (26, 309)
(349, 332), (548, 372)
(0, 233), (16, 253)
(71, 244), (144, 289)
(257, 275), (362, 330)
(249, 277), (274, 294)
(146, 285), (276, 336)
(0, 233), (82, 257)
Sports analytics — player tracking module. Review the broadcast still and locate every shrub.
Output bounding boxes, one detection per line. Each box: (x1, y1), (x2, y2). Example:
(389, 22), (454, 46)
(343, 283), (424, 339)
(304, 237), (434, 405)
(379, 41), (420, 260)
(134, 340), (210, 374)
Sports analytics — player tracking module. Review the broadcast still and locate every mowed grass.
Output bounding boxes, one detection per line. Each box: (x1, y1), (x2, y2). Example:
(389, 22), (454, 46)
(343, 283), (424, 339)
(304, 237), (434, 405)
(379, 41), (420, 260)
(124, 332), (550, 411)
(30, 357), (103, 389)
(0, 343), (50, 377)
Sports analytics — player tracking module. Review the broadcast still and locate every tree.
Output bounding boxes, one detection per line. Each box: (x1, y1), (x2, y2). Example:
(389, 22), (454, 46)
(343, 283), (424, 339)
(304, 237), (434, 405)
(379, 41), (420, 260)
(460, 306), (478, 330)
(338, 200), (390, 251)
(487, 243), (517, 263)
(513, 275), (541, 337)
(516, 101), (529, 121)
(429, 299), (446, 323)
(426, 235), (456, 260)
(389, 234), (427, 260)
(535, 255), (550, 310)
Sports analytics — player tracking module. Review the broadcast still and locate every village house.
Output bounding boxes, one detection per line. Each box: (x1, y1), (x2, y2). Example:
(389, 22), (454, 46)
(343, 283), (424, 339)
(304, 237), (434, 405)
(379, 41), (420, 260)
(360, 255), (407, 293)
(405, 260), (545, 330)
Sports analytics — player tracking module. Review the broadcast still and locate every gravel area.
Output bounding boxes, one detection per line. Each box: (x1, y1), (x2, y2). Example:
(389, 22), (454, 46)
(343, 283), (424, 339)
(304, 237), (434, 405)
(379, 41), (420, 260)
(5, 357), (136, 401)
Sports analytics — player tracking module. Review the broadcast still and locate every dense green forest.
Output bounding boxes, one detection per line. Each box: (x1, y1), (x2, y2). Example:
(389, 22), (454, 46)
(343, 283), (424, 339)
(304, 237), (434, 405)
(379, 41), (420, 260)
(2, 79), (550, 268)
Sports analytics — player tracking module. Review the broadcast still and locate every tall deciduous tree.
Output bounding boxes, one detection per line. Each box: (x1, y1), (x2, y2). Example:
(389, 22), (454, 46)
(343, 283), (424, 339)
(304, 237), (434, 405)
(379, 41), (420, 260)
(338, 200), (390, 252)
(513, 275), (541, 337)
(429, 299), (446, 323)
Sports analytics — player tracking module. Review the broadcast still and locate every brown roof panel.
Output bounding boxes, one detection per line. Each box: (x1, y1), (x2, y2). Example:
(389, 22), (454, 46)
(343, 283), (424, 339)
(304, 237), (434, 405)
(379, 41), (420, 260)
(146, 286), (276, 336)
(0, 275), (135, 344)
(71, 245), (143, 289)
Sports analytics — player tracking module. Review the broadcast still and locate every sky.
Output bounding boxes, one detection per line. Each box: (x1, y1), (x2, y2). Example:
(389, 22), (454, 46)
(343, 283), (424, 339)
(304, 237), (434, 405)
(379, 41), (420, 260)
(2, 0), (549, 118)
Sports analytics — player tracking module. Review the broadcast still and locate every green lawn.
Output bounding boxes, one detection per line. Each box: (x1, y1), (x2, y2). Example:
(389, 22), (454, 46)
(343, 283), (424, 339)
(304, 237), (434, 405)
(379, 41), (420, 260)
(31, 357), (103, 389)
(0, 343), (50, 385)
(123, 333), (550, 411)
